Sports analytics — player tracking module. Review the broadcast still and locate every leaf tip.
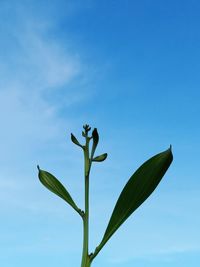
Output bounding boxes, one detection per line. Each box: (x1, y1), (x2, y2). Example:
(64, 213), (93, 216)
(70, 133), (74, 140)
(37, 165), (40, 171)
(168, 145), (173, 157)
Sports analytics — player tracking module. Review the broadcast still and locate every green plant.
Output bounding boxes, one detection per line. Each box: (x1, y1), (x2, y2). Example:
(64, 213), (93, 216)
(37, 124), (173, 267)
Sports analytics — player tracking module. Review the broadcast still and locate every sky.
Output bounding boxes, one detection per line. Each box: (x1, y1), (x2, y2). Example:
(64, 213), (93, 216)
(0, 0), (200, 266)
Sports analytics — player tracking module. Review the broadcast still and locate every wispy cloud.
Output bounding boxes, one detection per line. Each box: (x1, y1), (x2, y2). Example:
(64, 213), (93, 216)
(0, 2), (88, 218)
(0, 2), (87, 158)
(12, 24), (81, 90)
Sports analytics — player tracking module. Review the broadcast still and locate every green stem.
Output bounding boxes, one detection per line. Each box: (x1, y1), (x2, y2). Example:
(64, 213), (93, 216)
(81, 136), (92, 267)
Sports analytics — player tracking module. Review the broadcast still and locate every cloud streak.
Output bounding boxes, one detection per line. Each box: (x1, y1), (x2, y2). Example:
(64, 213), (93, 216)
(0, 1), (87, 220)
(0, 2), (86, 161)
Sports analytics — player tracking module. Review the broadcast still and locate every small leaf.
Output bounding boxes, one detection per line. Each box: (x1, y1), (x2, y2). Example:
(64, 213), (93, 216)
(71, 133), (83, 148)
(98, 147), (173, 253)
(37, 166), (80, 214)
(93, 153), (107, 162)
(91, 128), (99, 159)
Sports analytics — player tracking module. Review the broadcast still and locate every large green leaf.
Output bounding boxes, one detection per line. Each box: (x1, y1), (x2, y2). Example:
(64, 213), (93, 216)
(37, 166), (81, 215)
(98, 147), (173, 253)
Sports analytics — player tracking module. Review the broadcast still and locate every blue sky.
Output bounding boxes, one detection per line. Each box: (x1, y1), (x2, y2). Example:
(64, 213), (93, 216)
(0, 1), (200, 266)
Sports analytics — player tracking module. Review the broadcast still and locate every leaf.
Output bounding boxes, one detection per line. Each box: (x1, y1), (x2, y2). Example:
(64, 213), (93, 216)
(93, 153), (108, 162)
(71, 133), (83, 148)
(91, 128), (99, 158)
(98, 146), (173, 252)
(37, 166), (80, 214)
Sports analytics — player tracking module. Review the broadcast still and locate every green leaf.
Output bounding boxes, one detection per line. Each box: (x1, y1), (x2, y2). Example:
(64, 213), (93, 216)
(37, 166), (81, 214)
(98, 147), (173, 253)
(92, 153), (107, 162)
(71, 133), (83, 148)
(91, 128), (99, 159)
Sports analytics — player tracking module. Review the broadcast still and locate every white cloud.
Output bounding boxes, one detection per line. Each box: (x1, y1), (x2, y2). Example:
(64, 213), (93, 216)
(0, 3), (89, 218)
(14, 26), (81, 90)
(0, 3), (86, 157)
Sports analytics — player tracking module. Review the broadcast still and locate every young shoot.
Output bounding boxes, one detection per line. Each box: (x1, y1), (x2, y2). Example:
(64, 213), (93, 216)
(37, 124), (173, 267)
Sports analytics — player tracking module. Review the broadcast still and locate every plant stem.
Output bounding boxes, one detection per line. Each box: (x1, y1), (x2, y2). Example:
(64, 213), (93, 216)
(81, 135), (92, 267)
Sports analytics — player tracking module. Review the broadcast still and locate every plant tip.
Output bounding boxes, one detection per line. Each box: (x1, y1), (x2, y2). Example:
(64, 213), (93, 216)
(92, 128), (99, 139)
(83, 124), (91, 133)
